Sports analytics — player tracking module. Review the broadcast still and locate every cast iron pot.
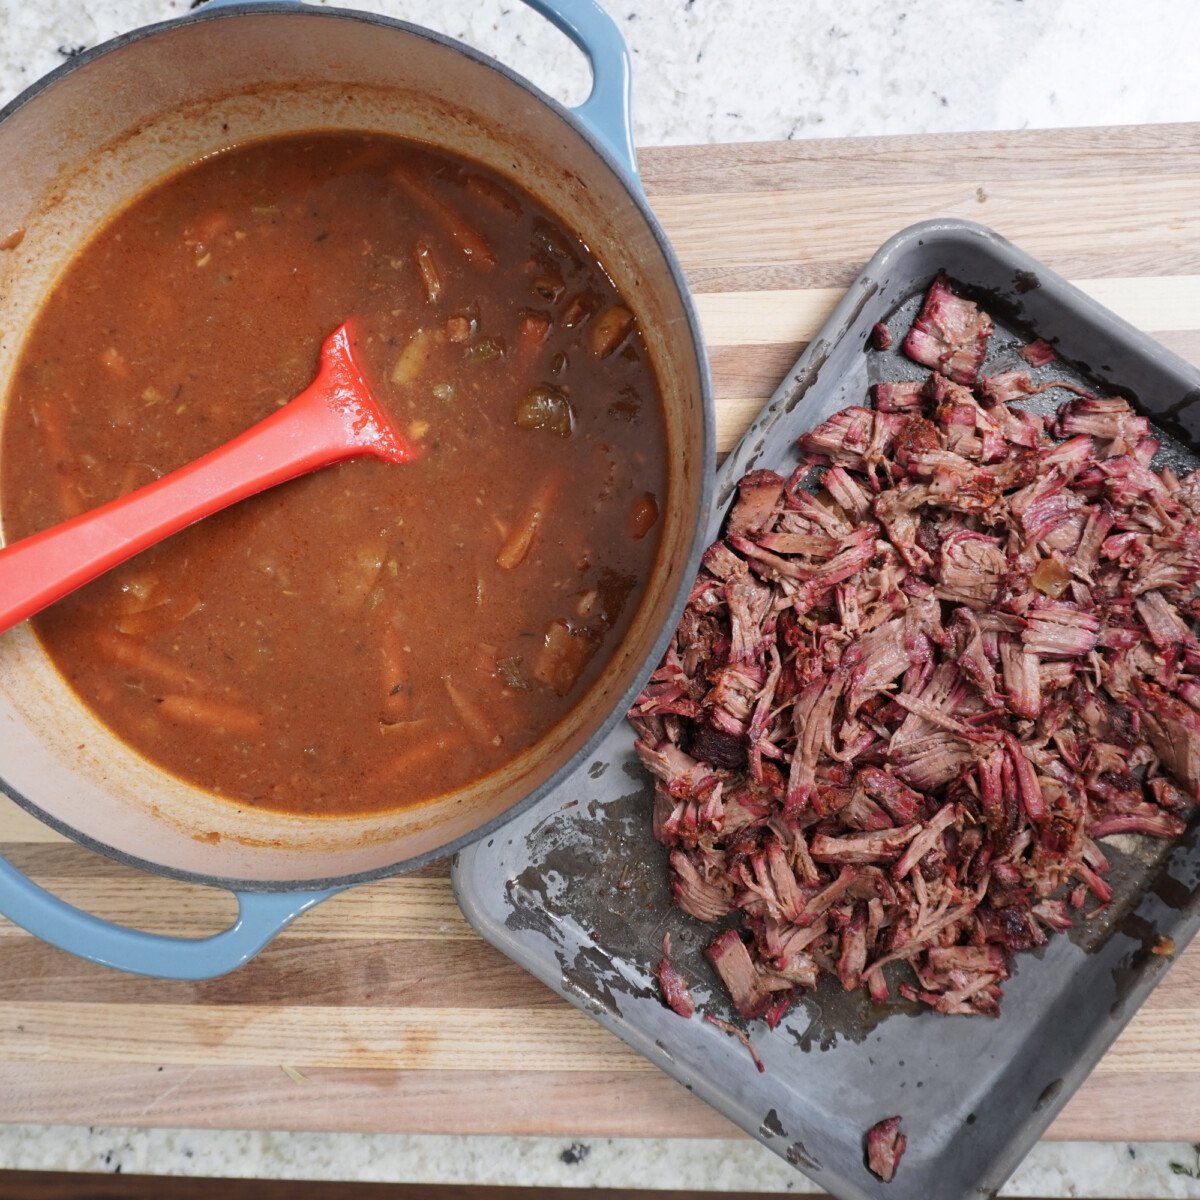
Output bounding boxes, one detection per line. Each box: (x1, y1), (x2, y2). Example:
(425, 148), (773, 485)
(0, 0), (713, 978)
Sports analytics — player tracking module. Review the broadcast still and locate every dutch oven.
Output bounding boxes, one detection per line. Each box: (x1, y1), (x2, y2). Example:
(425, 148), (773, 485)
(0, 0), (713, 977)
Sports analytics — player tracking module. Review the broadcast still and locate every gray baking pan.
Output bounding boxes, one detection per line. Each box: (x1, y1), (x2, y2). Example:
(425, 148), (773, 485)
(452, 218), (1200, 1200)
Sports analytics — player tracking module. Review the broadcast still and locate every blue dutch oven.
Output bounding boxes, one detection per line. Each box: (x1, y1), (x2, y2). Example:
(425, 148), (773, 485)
(0, 0), (712, 978)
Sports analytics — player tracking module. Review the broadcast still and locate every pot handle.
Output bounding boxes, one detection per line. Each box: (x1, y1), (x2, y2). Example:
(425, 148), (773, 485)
(519, 0), (638, 179)
(0, 852), (339, 979)
(199, 0), (638, 177)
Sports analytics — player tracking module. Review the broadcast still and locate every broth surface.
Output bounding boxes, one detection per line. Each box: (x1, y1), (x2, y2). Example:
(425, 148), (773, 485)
(1, 133), (666, 816)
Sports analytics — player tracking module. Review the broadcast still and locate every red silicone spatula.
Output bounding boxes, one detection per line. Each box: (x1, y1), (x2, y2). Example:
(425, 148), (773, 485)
(0, 321), (415, 636)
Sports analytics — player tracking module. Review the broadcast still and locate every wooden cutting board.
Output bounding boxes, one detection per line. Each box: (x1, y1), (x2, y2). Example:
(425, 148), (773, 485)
(2, 123), (1199, 1143)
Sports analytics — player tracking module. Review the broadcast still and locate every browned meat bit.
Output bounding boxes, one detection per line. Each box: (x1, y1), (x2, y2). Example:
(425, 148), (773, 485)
(703, 1013), (766, 1073)
(1021, 337), (1057, 366)
(873, 380), (925, 413)
(1055, 395), (1151, 449)
(728, 470), (787, 536)
(978, 369), (1036, 406)
(670, 849), (734, 921)
(871, 321), (894, 350)
(706, 928), (792, 1019)
(656, 933), (696, 1018)
(630, 272), (1200, 1031)
(865, 1116), (907, 1182)
(1135, 681), (1200, 796)
(902, 273), (993, 385)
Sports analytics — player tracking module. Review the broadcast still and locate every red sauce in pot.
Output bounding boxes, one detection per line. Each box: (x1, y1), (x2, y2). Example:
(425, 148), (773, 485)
(1, 133), (667, 816)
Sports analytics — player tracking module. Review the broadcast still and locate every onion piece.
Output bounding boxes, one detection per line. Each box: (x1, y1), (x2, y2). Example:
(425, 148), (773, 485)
(496, 475), (562, 570)
(413, 240), (443, 303)
(1031, 557), (1071, 597)
(589, 305), (634, 357)
(515, 386), (573, 437)
(534, 619), (599, 696)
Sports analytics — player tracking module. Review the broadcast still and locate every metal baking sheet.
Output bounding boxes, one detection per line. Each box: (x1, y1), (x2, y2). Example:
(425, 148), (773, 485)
(451, 218), (1200, 1200)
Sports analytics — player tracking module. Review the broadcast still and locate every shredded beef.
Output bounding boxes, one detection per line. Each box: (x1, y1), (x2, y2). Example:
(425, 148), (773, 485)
(1021, 338), (1057, 367)
(656, 934), (696, 1018)
(630, 274), (1200, 1025)
(902, 273), (993, 385)
(866, 1116), (907, 1182)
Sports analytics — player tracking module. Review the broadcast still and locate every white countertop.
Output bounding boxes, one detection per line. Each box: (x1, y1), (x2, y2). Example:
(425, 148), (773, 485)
(1, 0), (1200, 1194)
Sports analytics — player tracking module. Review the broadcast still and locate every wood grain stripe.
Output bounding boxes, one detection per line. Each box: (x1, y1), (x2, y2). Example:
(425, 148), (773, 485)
(707, 342), (804, 399)
(653, 177), (1200, 284)
(1050, 1071), (1200, 1142)
(640, 126), (1200, 197)
(694, 277), (1200, 347)
(0, 872), (472, 941)
(0, 937), (559, 1009)
(1094, 1006), (1200, 1074)
(0, 803), (68, 844)
(0, 1063), (739, 1136)
(0, 995), (1182, 1077)
(1, 1058), (1200, 1143)
(0, 1002), (655, 1073)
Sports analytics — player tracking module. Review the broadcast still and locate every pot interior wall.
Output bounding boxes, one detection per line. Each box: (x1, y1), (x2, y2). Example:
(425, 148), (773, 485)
(0, 8), (707, 884)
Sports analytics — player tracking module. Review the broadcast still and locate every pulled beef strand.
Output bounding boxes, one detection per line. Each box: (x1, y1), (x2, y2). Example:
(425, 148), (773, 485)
(703, 1013), (766, 1073)
(656, 934), (697, 1018)
(630, 275), (1200, 1025)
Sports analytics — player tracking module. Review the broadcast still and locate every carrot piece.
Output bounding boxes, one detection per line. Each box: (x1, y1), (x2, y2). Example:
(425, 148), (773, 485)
(367, 731), (467, 786)
(463, 174), (522, 217)
(116, 606), (170, 638)
(380, 623), (411, 722)
(378, 717), (430, 736)
(114, 463), (143, 499)
(95, 630), (195, 690)
(392, 166), (496, 269)
(33, 399), (83, 518)
(446, 315), (472, 342)
(414, 240), (443, 303)
(117, 597), (201, 638)
(444, 677), (500, 746)
(497, 510), (542, 570)
(515, 312), (551, 369)
(190, 210), (229, 245)
(33, 400), (69, 462)
(629, 491), (659, 540)
(158, 694), (264, 736)
(99, 346), (130, 379)
(496, 475), (562, 570)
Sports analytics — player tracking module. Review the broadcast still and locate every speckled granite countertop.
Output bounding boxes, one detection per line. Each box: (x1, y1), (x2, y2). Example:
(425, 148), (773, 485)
(2, 0), (1200, 1194)
(5, 0), (1200, 145)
